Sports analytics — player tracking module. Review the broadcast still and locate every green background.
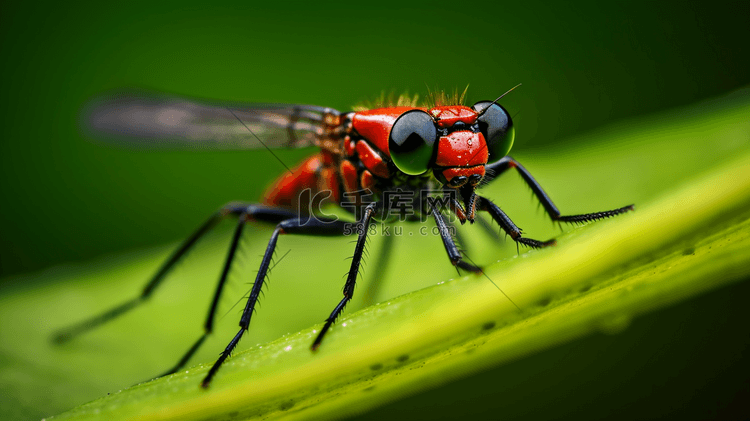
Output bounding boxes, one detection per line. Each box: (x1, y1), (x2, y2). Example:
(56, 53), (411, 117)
(1, 0), (749, 276)
(1, 1), (749, 420)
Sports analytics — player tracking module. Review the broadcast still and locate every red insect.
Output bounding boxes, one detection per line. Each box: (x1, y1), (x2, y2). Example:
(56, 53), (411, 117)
(54, 88), (633, 387)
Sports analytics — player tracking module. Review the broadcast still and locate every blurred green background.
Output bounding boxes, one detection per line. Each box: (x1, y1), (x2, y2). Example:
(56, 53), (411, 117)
(1, 0), (749, 277)
(1, 1), (749, 420)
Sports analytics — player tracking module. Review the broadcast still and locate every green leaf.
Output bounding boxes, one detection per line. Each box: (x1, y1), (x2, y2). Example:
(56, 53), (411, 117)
(2, 89), (749, 421)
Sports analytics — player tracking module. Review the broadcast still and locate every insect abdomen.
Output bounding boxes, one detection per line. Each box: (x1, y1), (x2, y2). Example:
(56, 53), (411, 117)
(263, 152), (340, 212)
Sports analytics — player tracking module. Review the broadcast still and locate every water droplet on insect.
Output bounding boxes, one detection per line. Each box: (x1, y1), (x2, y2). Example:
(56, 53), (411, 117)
(284, 345), (292, 351)
(342, 322), (347, 327)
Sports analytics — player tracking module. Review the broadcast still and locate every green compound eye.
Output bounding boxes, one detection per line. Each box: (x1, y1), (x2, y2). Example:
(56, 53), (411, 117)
(473, 101), (515, 163)
(388, 110), (438, 175)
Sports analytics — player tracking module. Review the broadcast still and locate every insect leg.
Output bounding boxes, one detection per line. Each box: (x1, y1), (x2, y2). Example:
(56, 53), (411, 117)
(310, 202), (380, 352)
(51, 202), (253, 344)
(446, 217), (470, 256)
(160, 205), (300, 377)
(442, 206), (501, 250)
(429, 201), (482, 272)
(475, 213), (503, 241)
(362, 232), (394, 306)
(478, 196), (557, 249)
(485, 156), (634, 223)
(201, 215), (348, 388)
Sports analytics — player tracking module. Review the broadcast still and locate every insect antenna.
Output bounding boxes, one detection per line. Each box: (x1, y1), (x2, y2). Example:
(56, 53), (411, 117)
(462, 103), (523, 167)
(460, 252), (521, 312)
(227, 107), (294, 175)
(477, 83), (522, 117)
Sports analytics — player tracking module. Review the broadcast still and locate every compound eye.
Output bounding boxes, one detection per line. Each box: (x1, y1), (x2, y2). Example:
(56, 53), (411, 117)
(472, 101), (515, 163)
(388, 110), (438, 175)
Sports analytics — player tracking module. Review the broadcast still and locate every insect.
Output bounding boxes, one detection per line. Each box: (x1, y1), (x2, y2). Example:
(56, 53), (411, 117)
(53, 87), (633, 388)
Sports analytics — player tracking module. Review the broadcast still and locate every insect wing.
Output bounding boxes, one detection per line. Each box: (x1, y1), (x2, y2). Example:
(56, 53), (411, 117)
(83, 90), (342, 149)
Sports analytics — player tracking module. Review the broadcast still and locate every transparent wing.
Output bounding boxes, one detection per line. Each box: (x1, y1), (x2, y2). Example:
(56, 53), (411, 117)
(82, 89), (342, 149)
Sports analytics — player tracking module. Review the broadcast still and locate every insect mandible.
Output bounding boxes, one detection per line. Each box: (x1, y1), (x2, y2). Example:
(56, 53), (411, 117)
(53, 86), (634, 388)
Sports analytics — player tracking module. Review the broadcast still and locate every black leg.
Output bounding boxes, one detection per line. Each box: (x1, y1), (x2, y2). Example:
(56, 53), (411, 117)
(485, 156), (634, 223)
(443, 212), (503, 257)
(159, 205), (301, 377)
(478, 196), (556, 251)
(432, 199), (522, 311)
(362, 232), (394, 306)
(201, 215), (349, 388)
(53, 203), (307, 380)
(475, 213), (503, 242)
(446, 217), (470, 258)
(51, 201), (253, 344)
(310, 202), (380, 352)
(429, 200), (482, 272)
